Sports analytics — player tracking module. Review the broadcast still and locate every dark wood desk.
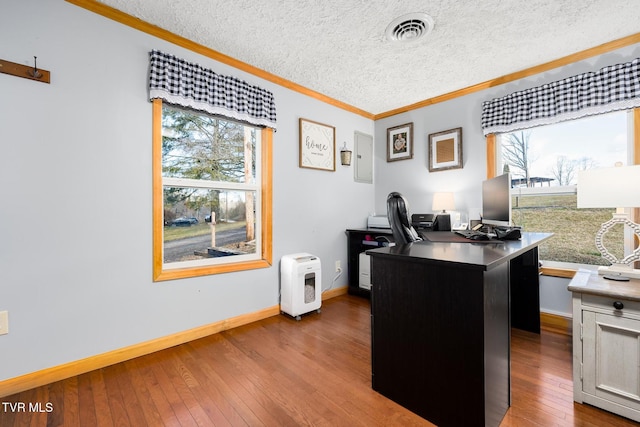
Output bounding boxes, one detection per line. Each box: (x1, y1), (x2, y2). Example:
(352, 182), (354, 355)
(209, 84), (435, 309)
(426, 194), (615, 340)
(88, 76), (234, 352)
(366, 232), (552, 427)
(345, 228), (393, 297)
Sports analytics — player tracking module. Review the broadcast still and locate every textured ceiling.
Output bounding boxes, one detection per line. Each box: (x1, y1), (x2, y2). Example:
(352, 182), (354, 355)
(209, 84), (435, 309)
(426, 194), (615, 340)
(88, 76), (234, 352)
(99, 0), (640, 115)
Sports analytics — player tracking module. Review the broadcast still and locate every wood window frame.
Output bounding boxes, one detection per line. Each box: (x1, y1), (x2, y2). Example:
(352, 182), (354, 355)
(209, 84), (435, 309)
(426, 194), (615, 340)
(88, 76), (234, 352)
(152, 99), (272, 281)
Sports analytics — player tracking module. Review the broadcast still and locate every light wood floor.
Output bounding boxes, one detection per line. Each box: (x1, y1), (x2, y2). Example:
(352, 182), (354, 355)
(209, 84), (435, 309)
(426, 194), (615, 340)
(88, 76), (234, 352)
(1, 294), (638, 426)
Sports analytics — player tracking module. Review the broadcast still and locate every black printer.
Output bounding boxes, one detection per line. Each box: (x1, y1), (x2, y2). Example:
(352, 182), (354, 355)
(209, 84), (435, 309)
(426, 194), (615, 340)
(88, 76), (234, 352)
(411, 213), (435, 231)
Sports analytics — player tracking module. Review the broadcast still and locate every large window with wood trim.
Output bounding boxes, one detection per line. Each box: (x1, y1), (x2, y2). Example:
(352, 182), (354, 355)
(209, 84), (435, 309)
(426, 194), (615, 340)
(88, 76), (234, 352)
(482, 57), (640, 271)
(153, 99), (272, 281)
(489, 110), (636, 266)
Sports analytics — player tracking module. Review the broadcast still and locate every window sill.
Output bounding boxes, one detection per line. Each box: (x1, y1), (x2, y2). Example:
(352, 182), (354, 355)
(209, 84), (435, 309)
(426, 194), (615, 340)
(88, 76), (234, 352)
(154, 258), (272, 282)
(539, 260), (599, 279)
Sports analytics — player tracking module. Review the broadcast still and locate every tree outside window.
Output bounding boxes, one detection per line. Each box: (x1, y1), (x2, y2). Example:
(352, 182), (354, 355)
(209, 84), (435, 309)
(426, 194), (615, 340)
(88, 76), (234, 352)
(153, 100), (272, 281)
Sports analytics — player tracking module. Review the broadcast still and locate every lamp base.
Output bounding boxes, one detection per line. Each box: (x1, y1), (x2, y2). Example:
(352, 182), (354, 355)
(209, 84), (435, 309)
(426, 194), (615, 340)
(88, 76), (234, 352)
(598, 265), (640, 280)
(435, 213), (451, 231)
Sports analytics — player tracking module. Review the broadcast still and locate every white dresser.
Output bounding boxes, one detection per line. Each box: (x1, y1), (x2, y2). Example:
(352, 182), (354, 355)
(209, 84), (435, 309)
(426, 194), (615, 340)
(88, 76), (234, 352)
(568, 269), (640, 422)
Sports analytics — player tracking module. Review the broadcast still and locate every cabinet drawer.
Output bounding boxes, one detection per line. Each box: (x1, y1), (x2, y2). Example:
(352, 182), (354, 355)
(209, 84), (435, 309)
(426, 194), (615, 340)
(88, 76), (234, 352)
(582, 294), (640, 317)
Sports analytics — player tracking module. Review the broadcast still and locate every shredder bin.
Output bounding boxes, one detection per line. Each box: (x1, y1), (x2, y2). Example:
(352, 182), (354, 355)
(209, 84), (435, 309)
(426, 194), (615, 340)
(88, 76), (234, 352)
(280, 253), (322, 320)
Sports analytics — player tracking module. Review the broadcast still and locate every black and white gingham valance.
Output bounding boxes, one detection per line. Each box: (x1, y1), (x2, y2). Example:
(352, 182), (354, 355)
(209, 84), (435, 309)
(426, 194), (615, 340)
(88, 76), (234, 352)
(149, 50), (277, 129)
(481, 57), (640, 136)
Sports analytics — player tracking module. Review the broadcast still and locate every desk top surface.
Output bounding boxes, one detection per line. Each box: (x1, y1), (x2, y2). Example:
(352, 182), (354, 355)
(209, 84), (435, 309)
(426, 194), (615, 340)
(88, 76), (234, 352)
(366, 231), (553, 270)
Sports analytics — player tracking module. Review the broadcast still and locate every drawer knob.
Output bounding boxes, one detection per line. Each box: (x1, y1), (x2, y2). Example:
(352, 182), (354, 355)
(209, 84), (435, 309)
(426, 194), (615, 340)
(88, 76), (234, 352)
(613, 301), (624, 310)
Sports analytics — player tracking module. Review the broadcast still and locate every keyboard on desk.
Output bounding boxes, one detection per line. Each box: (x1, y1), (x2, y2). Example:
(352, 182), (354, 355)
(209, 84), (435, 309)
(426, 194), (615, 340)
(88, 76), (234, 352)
(455, 230), (491, 241)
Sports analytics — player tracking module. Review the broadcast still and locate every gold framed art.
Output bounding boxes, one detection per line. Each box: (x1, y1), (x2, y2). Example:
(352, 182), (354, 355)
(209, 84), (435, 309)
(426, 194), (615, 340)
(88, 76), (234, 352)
(428, 127), (463, 172)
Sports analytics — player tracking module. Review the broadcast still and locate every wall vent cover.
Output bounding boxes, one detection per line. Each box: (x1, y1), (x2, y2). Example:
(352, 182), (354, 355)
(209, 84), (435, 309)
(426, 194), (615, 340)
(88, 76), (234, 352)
(385, 13), (434, 42)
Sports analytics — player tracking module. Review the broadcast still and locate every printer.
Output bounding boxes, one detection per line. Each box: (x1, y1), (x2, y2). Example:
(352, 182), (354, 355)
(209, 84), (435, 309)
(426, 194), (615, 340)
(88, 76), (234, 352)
(367, 215), (390, 229)
(411, 213), (435, 231)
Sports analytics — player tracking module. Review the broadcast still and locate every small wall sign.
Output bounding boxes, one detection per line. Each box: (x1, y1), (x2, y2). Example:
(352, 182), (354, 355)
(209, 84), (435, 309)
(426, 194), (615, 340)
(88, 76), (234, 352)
(299, 118), (336, 171)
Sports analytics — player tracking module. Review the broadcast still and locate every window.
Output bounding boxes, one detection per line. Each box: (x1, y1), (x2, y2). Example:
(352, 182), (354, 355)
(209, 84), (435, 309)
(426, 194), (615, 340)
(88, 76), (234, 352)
(153, 99), (272, 281)
(493, 111), (634, 265)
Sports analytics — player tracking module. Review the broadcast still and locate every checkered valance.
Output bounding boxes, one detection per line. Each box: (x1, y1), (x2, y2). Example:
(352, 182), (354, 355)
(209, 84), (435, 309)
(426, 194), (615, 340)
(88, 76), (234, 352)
(481, 57), (640, 136)
(149, 50), (277, 129)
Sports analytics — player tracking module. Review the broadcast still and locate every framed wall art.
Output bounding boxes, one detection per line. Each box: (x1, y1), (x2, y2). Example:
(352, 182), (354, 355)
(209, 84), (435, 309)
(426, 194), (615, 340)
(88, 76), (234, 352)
(387, 123), (413, 162)
(428, 127), (463, 172)
(299, 118), (336, 171)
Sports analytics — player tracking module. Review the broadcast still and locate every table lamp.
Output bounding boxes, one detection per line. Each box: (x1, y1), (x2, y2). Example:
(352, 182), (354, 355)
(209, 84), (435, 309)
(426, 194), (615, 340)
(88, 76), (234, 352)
(433, 192), (455, 231)
(577, 164), (640, 280)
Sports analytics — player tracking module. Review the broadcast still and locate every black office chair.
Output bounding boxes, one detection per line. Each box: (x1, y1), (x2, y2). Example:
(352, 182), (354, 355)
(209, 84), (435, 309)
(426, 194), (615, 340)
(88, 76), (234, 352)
(387, 192), (423, 245)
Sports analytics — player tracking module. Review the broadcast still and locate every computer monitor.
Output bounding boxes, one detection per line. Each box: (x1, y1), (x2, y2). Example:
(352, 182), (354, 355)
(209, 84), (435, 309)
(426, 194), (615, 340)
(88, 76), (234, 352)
(482, 173), (512, 228)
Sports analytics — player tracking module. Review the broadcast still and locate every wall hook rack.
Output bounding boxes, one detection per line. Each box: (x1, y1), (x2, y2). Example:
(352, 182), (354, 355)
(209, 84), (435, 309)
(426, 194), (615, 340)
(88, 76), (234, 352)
(27, 56), (42, 79)
(0, 56), (51, 84)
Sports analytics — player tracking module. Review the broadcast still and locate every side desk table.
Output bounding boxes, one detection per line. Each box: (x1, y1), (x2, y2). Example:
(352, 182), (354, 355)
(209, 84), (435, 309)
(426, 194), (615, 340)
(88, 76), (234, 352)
(345, 228), (393, 297)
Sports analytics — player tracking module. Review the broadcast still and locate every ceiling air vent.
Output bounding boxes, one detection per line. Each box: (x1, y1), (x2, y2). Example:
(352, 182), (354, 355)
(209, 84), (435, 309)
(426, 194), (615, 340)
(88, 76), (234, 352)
(385, 13), (434, 42)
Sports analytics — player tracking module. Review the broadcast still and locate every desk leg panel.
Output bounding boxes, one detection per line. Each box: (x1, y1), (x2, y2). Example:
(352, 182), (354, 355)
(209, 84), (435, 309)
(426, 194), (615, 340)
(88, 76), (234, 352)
(510, 247), (540, 333)
(483, 262), (511, 427)
(371, 257), (488, 426)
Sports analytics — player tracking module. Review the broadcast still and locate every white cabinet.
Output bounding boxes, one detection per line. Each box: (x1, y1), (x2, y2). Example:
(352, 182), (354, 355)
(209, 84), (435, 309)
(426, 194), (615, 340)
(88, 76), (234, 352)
(569, 269), (640, 422)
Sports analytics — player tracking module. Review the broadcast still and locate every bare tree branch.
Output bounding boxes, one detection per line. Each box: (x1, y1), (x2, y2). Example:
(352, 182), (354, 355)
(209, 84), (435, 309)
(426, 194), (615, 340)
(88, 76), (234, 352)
(502, 131), (535, 185)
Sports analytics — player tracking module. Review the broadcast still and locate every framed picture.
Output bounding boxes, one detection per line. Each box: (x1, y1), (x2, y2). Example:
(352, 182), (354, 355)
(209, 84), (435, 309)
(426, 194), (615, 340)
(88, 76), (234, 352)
(387, 123), (413, 162)
(428, 127), (463, 172)
(299, 118), (335, 171)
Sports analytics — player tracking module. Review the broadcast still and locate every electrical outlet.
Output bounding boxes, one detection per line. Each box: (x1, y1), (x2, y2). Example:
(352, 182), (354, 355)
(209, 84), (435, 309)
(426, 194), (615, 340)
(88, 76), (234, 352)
(335, 260), (341, 272)
(0, 311), (8, 335)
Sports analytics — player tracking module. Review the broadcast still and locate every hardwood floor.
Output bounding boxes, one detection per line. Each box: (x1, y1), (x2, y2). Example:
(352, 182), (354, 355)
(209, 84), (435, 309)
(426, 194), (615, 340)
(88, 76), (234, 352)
(1, 294), (638, 426)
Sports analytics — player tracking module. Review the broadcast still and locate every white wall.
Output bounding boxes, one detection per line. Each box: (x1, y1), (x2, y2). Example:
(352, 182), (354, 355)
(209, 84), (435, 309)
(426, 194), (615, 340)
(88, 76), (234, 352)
(374, 94), (487, 216)
(0, 0), (374, 381)
(374, 43), (640, 317)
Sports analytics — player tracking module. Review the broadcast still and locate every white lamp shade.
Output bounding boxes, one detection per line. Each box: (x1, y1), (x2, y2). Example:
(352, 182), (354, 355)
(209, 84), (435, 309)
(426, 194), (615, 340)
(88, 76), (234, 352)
(577, 165), (640, 208)
(432, 192), (455, 211)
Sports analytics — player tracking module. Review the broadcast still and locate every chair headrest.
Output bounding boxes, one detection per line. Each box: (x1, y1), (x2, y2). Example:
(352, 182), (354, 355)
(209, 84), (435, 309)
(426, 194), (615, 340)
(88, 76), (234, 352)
(387, 192), (411, 226)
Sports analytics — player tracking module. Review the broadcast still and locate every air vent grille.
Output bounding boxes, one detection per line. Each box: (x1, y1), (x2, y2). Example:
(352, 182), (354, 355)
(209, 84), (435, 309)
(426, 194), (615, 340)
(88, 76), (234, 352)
(386, 13), (434, 42)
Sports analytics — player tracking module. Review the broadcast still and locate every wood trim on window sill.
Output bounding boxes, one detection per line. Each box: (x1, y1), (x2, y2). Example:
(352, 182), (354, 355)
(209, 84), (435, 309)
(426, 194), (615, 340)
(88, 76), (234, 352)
(539, 267), (576, 279)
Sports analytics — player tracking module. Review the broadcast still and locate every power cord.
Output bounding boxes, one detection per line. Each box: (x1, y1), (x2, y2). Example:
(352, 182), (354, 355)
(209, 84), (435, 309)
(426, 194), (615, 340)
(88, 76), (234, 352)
(323, 266), (342, 293)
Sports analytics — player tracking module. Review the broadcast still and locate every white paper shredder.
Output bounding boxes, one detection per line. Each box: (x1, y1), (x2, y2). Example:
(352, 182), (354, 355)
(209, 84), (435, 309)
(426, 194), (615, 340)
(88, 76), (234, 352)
(280, 253), (322, 320)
